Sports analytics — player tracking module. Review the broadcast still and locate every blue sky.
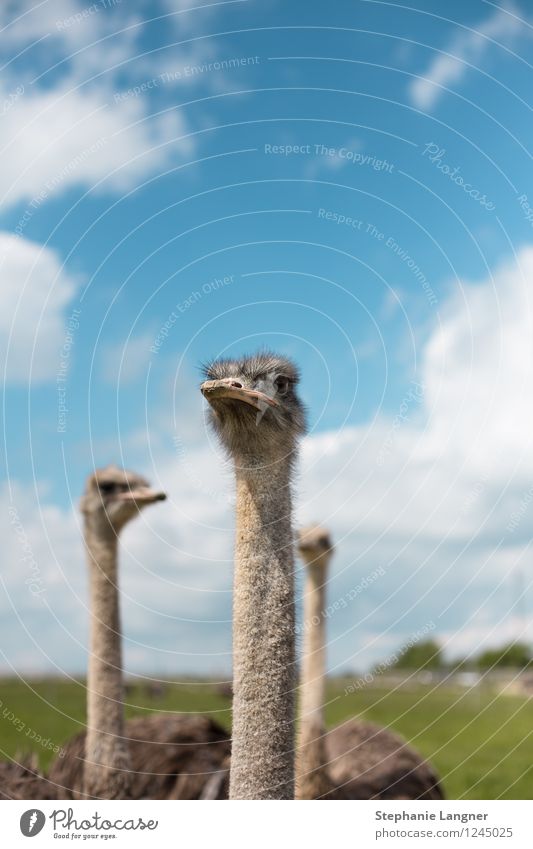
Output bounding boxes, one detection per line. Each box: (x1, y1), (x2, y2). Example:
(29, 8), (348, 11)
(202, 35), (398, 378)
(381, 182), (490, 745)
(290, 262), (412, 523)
(2, 0), (533, 680)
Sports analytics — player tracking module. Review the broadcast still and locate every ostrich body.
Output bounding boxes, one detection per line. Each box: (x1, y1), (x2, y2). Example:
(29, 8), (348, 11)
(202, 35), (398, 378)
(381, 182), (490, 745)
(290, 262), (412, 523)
(0, 756), (57, 800)
(296, 525), (444, 800)
(201, 352), (306, 800)
(47, 466), (230, 800)
(49, 714), (230, 800)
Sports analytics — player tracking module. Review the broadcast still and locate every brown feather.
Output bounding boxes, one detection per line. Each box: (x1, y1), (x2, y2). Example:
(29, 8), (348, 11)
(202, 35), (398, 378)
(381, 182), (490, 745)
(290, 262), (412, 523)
(47, 714), (230, 799)
(0, 754), (57, 800)
(323, 719), (443, 800)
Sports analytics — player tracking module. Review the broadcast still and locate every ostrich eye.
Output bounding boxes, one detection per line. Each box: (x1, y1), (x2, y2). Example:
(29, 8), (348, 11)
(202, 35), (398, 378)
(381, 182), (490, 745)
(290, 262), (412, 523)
(99, 482), (116, 495)
(274, 374), (290, 396)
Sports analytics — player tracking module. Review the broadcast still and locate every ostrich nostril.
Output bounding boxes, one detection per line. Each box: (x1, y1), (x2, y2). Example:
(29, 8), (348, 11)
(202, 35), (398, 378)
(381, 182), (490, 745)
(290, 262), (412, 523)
(230, 380), (243, 388)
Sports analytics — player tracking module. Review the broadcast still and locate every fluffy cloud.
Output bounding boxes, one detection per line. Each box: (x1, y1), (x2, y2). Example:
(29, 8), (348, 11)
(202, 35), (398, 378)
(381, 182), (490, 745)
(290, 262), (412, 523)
(422, 248), (533, 477)
(297, 245), (533, 670)
(0, 0), (255, 211)
(0, 1), (193, 210)
(1, 85), (190, 209)
(409, 3), (526, 110)
(0, 233), (78, 383)
(3, 246), (533, 674)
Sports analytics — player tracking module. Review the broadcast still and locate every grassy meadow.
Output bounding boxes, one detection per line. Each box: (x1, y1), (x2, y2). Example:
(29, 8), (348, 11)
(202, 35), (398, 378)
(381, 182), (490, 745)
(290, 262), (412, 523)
(1, 676), (532, 799)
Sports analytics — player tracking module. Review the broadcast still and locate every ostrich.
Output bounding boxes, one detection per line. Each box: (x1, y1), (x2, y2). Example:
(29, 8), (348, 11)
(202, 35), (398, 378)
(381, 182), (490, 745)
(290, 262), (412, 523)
(48, 466), (230, 800)
(296, 524), (444, 799)
(0, 756), (56, 800)
(201, 351), (306, 800)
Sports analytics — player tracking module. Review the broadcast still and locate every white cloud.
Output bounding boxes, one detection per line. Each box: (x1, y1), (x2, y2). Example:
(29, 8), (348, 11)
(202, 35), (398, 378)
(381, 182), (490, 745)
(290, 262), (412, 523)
(0, 0), (256, 211)
(3, 245), (533, 674)
(0, 233), (78, 383)
(2, 85), (191, 209)
(0, 1), (78, 48)
(422, 247), (533, 477)
(409, 3), (527, 110)
(0, 0), (146, 63)
(0, 1), (193, 210)
(296, 245), (533, 669)
(0, 479), (85, 676)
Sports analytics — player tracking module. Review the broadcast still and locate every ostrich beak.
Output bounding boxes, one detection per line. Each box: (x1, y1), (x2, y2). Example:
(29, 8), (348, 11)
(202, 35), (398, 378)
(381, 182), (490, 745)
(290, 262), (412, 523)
(200, 378), (280, 410)
(119, 487), (167, 504)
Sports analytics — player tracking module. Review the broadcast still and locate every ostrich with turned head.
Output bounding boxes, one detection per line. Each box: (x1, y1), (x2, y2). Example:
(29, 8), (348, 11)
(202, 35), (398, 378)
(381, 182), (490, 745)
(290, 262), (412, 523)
(48, 465), (230, 800)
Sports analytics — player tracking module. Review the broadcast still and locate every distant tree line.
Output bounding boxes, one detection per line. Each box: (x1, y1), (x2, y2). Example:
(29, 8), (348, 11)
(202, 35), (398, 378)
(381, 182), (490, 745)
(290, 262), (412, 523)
(375, 639), (533, 672)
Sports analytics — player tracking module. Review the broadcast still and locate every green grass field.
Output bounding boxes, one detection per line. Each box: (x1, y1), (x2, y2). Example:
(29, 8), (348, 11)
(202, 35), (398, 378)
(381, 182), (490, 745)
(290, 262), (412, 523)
(1, 676), (532, 799)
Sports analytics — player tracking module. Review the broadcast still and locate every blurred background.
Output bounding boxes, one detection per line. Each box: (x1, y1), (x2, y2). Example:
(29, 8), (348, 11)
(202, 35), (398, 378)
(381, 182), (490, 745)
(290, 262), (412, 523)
(2, 0), (533, 798)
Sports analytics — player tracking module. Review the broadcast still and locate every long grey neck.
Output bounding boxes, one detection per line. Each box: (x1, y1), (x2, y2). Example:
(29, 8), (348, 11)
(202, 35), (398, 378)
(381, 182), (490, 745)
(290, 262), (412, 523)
(84, 518), (131, 799)
(296, 552), (333, 799)
(230, 457), (296, 800)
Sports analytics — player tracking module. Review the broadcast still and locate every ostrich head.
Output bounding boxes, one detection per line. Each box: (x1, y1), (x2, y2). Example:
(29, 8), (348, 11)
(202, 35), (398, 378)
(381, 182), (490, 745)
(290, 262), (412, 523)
(80, 465), (166, 533)
(298, 524), (334, 565)
(200, 351), (306, 463)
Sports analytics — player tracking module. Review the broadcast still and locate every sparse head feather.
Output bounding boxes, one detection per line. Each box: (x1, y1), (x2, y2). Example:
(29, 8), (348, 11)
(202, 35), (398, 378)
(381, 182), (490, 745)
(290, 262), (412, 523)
(202, 350), (300, 385)
(85, 465), (150, 494)
(200, 350), (306, 461)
